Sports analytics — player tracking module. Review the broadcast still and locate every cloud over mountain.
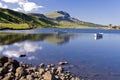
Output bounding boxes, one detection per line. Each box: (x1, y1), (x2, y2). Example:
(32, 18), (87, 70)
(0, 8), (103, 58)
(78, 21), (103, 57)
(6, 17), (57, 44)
(1, 0), (43, 12)
(0, 2), (7, 8)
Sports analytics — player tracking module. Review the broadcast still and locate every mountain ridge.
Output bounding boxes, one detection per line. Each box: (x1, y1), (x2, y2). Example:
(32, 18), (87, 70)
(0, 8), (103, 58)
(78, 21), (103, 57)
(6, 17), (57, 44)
(46, 11), (105, 27)
(31, 11), (105, 28)
(0, 8), (105, 29)
(0, 8), (56, 29)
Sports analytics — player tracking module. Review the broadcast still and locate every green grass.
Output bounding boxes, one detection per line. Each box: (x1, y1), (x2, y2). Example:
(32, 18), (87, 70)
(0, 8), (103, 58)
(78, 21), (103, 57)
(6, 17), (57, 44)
(0, 23), (30, 30)
(54, 21), (93, 28)
(45, 12), (64, 19)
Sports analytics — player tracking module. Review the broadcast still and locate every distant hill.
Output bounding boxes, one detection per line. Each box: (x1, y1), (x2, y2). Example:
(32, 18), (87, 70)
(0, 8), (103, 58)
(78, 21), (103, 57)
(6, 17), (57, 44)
(0, 8), (105, 29)
(0, 8), (56, 29)
(30, 11), (105, 28)
(45, 11), (105, 28)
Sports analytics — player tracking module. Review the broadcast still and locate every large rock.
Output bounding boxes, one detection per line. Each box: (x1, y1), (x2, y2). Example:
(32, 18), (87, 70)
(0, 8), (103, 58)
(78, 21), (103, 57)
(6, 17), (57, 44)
(0, 56), (8, 65)
(58, 61), (68, 65)
(2, 76), (11, 80)
(15, 67), (25, 78)
(39, 63), (44, 68)
(8, 58), (19, 68)
(56, 66), (64, 74)
(26, 75), (33, 80)
(0, 67), (9, 75)
(39, 68), (45, 75)
(43, 71), (56, 80)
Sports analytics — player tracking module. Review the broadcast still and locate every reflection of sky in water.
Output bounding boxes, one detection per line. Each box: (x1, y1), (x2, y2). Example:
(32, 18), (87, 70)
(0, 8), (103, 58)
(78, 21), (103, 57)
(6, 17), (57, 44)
(0, 42), (42, 60)
(1, 31), (120, 79)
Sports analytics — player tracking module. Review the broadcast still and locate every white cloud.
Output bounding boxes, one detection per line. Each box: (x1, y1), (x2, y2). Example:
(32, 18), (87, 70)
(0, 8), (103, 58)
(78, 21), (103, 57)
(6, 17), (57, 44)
(2, 0), (43, 12)
(13, 7), (22, 11)
(2, 0), (21, 3)
(21, 2), (43, 12)
(0, 2), (8, 8)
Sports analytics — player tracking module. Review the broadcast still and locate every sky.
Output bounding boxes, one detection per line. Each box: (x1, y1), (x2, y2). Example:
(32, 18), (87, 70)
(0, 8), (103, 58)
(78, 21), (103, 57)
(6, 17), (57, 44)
(0, 0), (120, 25)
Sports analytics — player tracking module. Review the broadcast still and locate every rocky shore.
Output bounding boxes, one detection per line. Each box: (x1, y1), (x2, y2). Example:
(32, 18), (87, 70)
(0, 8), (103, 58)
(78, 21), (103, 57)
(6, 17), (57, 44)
(0, 56), (80, 80)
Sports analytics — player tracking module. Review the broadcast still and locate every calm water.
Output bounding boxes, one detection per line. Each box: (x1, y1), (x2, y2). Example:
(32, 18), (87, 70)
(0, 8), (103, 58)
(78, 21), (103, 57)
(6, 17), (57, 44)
(0, 28), (120, 80)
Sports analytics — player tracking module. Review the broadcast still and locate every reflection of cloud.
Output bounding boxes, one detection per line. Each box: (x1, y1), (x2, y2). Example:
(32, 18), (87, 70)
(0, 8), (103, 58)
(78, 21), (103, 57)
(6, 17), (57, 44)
(3, 42), (42, 58)
(13, 43), (22, 47)
(0, 45), (8, 51)
(0, 46), (4, 51)
(23, 42), (42, 53)
(28, 56), (36, 60)
(3, 50), (24, 57)
(13, 42), (42, 53)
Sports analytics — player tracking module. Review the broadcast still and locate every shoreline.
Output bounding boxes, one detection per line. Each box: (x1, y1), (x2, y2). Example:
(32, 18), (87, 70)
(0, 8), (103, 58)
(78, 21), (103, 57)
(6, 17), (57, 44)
(0, 56), (80, 80)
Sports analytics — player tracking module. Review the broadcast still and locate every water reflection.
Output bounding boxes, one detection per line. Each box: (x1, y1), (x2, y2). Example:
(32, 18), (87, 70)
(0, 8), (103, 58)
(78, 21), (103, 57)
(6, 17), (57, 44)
(0, 33), (76, 45)
(0, 33), (77, 58)
(0, 33), (49, 45)
(44, 33), (74, 45)
(0, 29), (120, 80)
(1, 42), (42, 58)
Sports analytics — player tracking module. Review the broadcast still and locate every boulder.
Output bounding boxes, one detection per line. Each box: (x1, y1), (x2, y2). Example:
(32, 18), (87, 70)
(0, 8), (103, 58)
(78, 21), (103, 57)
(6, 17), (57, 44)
(43, 71), (55, 80)
(15, 67), (25, 78)
(39, 68), (45, 75)
(0, 56), (8, 64)
(56, 66), (64, 74)
(39, 63), (44, 68)
(58, 61), (68, 65)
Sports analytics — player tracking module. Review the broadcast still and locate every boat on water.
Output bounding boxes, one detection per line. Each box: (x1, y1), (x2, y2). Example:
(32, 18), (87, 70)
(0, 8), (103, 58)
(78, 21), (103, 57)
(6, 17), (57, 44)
(94, 33), (103, 37)
(94, 33), (103, 40)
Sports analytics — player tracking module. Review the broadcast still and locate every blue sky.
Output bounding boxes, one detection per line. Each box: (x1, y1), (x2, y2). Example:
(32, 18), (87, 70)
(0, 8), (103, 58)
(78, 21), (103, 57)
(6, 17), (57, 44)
(0, 0), (120, 25)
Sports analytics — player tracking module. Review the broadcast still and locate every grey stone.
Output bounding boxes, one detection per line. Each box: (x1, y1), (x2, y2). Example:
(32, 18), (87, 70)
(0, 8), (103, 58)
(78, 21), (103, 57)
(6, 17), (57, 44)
(58, 61), (68, 65)
(43, 71), (54, 80)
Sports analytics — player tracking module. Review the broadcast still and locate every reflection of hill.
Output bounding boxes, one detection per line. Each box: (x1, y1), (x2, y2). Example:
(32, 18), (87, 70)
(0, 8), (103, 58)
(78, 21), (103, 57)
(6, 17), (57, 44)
(0, 33), (76, 45)
(0, 33), (50, 45)
(45, 33), (74, 44)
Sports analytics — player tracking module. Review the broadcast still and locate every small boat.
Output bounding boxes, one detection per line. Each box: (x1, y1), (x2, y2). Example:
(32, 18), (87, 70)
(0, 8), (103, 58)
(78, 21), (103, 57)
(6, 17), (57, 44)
(94, 33), (103, 40)
(94, 33), (103, 37)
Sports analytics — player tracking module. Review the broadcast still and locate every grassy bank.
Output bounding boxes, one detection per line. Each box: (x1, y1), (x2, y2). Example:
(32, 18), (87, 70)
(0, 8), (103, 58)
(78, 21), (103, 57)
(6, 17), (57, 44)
(0, 23), (30, 30)
(0, 23), (107, 30)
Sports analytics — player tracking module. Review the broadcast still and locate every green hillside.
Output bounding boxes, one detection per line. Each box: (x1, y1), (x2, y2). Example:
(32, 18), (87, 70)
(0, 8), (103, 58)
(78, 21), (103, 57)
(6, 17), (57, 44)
(0, 8), (105, 29)
(0, 8), (56, 29)
(44, 11), (105, 28)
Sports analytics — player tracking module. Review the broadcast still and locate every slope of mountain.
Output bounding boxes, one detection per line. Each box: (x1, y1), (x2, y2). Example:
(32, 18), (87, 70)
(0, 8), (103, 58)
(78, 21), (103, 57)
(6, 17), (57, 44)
(0, 8), (105, 29)
(0, 8), (56, 29)
(44, 11), (105, 28)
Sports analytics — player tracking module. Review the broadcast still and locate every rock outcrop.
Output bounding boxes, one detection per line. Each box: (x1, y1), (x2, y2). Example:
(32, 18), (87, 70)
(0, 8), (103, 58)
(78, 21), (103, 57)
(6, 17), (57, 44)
(0, 56), (80, 80)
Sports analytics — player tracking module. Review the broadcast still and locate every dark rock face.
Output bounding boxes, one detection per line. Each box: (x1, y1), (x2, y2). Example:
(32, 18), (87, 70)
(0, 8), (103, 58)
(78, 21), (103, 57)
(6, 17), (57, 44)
(0, 56), (80, 80)
(55, 11), (74, 22)
(57, 11), (70, 17)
